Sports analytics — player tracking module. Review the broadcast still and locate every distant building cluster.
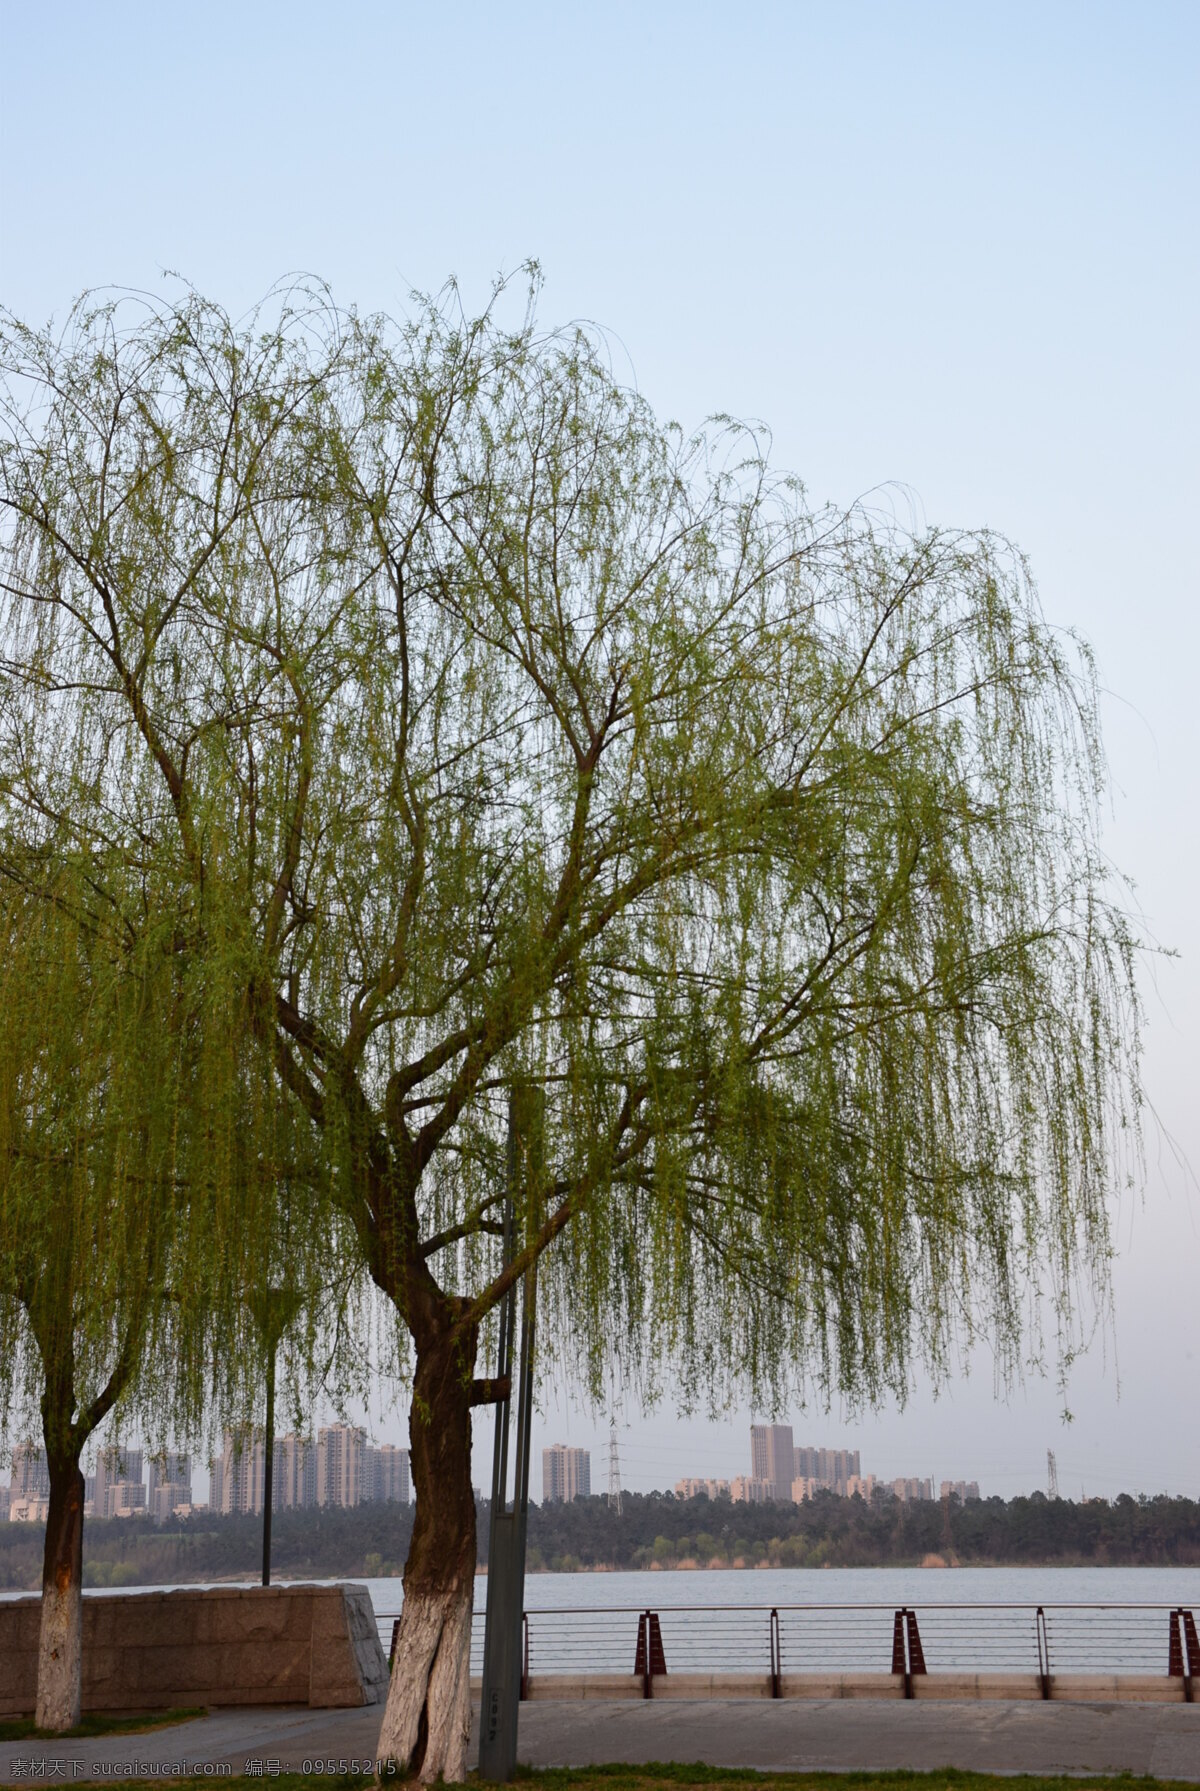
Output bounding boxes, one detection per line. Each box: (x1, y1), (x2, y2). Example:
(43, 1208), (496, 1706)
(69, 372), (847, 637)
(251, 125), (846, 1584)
(0, 1443), (175, 1523)
(1, 1425), (410, 1523)
(5, 1442), (53, 1522)
(676, 1477), (730, 1500)
(211, 1424), (410, 1516)
(542, 1444), (591, 1503)
(888, 1477), (933, 1503)
(671, 1426), (982, 1506)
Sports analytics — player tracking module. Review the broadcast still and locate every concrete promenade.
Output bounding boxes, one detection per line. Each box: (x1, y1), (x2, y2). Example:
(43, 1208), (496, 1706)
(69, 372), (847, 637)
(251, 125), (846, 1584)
(3, 1698), (1200, 1783)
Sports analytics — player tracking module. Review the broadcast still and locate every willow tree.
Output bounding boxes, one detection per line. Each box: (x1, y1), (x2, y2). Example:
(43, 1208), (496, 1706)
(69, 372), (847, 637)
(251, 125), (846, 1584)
(0, 845), (196, 1727)
(0, 825), (343, 1727)
(0, 280), (1141, 1778)
(0, 581), (338, 1728)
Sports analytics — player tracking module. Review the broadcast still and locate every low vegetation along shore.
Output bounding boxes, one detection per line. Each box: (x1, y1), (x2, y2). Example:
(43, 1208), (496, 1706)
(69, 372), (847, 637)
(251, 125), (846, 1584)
(2, 1491), (1198, 1591)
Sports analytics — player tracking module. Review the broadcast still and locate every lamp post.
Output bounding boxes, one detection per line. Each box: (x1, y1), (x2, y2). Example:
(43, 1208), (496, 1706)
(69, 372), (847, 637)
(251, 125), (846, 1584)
(478, 1093), (539, 1783)
(246, 1285), (301, 1587)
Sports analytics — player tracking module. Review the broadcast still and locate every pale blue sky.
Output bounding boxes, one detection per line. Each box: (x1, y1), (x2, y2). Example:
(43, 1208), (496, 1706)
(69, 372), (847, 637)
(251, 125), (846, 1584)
(2, 1), (1197, 1500)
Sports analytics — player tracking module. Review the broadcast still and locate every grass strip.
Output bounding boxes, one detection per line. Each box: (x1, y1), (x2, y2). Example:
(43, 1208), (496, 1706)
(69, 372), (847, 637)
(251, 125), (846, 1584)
(0, 1707), (206, 1743)
(506, 1770), (1200, 1791)
(3, 1771), (1198, 1790)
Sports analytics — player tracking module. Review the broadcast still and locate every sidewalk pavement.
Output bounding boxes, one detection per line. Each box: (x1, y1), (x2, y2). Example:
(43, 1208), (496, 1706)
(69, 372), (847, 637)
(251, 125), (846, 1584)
(2, 1698), (1199, 1783)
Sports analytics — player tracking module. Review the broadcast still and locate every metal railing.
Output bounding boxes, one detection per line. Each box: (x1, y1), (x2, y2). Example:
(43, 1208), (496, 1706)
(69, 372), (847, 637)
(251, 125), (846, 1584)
(377, 1600), (1200, 1697)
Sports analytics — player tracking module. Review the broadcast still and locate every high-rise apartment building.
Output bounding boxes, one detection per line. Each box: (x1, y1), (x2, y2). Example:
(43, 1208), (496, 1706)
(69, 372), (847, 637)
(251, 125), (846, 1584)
(11, 1444), (50, 1501)
(89, 1447), (145, 1517)
(542, 1444), (591, 1503)
(274, 1434), (318, 1510)
(317, 1424), (367, 1508)
(891, 1476), (933, 1502)
(750, 1425), (794, 1502)
(215, 1431), (266, 1515)
(730, 1475), (771, 1503)
(675, 1478), (731, 1500)
(939, 1479), (981, 1502)
(793, 1446), (861, 1494)
(9, 1445), (51, 1520)
(108, 1480), (147, 1516)
(149, 1453), (192, 1522)
(367, 1444), (411, 1504)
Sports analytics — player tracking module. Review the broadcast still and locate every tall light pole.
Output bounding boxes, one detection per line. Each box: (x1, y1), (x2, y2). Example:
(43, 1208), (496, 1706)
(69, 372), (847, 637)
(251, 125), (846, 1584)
(246, 1285), (301, 1586)
(479, 1092), (539, 1783)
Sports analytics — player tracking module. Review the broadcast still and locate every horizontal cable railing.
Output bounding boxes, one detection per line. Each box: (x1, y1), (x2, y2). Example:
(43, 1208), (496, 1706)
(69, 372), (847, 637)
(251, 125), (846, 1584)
(374, 1600), (1200, 1685)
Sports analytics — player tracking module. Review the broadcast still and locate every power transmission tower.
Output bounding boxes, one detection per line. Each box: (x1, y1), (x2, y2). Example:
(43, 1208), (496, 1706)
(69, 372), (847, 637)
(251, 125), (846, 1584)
(1046, 1449), (1060, 1500)
(607, 1418), (623, 1517)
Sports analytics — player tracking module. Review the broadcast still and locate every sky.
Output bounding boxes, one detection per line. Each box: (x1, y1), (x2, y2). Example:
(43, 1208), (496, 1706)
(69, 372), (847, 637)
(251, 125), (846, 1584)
(1, 0), (1197, 1504)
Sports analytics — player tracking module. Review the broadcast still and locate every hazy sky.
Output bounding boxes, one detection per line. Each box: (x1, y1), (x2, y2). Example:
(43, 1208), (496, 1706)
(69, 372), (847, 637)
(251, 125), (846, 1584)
(2, 0), (1196, 1502)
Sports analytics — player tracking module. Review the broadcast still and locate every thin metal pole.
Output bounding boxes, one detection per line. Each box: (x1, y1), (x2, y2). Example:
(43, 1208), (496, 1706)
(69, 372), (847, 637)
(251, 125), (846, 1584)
(479, 1092), (539, 1782)
(261, 1342), (275, 1587)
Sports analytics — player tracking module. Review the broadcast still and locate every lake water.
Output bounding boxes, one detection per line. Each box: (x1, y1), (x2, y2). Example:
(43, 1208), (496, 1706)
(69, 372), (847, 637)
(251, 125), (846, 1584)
(5, 1564), (1200, 1609)
(372, 1568), (1200, 1676)
(5, 1567), (1198, 1675)
(371, 1563), (1200, 1616)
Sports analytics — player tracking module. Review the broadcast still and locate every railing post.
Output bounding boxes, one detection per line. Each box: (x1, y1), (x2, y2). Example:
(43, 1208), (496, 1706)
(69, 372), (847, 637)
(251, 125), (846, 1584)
(520, 1611), (529, 1702)
(770, 1607), (781, 1698)
(1036, 1605), (1051, 1701)
(905, 1609), (926, 1676)
(1169, 1607), (1185, 1680)
(891, 1608), (907, 1693)
(892, 1608), (914, 1697)
(1183, 1609), (1200, 1703)
(633, 1609), (654, 1697)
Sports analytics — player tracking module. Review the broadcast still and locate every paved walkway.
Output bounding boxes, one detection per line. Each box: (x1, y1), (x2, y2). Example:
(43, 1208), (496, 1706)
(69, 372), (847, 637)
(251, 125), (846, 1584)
(2, 1698), (1199, 1782)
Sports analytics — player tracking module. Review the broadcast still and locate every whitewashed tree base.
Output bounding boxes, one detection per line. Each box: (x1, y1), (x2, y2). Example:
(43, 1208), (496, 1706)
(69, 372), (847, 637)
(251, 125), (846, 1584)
(377, 1582), (473, 1784)
(36, 1578), (82, 1731)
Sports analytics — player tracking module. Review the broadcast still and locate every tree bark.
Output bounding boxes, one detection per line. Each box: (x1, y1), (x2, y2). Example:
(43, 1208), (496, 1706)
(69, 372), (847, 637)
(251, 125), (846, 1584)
(36, 1455), (85, 1731)
(376, 1322), (477, 1784)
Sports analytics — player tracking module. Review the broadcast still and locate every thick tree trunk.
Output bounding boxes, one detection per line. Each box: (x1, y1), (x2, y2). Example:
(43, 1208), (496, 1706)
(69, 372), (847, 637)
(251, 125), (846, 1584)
(37, 1456), (85, 1731)
(376, 1324), (477, 1784)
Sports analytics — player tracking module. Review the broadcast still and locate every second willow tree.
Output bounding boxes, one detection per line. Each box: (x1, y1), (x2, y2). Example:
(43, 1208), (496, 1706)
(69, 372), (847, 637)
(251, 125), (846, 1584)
(0, 851), (198, 1727)
(0, 280), (1141, 1778)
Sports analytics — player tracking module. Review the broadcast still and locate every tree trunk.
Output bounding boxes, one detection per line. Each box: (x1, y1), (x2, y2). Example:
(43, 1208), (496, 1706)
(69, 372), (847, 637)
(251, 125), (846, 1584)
(37, 1456), (85, 1731)
(376, 1324), (477, 1784)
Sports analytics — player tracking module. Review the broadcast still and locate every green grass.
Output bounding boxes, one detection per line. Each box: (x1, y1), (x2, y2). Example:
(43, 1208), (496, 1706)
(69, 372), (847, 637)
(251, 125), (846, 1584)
(503, 1771), (1200, 1791)
(4, 1770), (1196, 1790)
(0, 1705), (205, 1742)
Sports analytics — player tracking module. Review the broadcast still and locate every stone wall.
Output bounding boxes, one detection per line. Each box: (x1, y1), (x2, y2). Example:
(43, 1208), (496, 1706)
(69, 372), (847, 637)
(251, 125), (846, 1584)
(0, 1584), (389, 1716)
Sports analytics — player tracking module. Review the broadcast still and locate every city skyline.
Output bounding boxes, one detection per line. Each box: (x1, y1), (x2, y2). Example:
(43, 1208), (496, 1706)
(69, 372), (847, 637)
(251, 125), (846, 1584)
(1, 1425), (412, 1523)
(0, 1428), (1135, 1519)
(674, 1432), (971, 1507)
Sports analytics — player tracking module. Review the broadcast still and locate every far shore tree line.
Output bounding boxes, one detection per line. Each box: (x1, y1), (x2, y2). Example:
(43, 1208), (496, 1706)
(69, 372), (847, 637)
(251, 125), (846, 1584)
(3, 1488), (1196, 1591)
(0, 273), (1142, 1777)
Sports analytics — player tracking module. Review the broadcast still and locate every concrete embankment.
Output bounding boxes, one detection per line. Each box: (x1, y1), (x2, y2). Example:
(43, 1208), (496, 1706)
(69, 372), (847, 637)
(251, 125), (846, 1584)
(0, 1586), (386, 1716)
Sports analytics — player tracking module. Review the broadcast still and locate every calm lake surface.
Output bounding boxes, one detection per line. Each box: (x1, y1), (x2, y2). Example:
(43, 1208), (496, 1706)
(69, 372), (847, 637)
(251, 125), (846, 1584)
(6, 1568), (1199, 1674)
(468, 1565), (1200, 1611)
(4, 1565), (1200, 1608)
